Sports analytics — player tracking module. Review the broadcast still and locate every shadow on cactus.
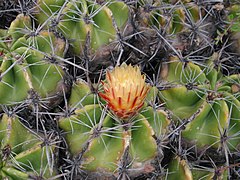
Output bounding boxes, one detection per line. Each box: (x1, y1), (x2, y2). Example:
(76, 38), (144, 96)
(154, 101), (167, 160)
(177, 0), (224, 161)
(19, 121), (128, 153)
(59, 63), (170, 179)
(0, 14), (68, 108)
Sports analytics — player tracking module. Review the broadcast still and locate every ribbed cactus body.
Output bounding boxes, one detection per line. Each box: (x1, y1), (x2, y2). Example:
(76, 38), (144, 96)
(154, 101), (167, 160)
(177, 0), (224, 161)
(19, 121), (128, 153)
(0, 14), (67, 106)
(159, 55), (240, 151)
(59, 79), (170, 177)
(166, 156), (228, 180)
(0, 113), (56, 179)
(145, 2), (200, 34)
(0, 0), (238, 179)
(35, 0), (129, 56)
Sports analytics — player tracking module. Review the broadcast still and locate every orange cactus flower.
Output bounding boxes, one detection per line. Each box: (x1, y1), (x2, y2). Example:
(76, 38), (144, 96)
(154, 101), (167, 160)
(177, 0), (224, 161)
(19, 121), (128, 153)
(99, 63), (150, 120)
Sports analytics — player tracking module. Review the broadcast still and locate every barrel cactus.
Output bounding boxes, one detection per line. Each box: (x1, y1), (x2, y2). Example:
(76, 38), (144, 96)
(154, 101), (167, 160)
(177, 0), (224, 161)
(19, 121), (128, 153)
(0, 0), (239, 179)
(158, 54), (240, 178)
(34, 0), (130, 59)
(0, 112), (57, 179)
(0, 13), (67, 108)
(59, 63), (170, 179)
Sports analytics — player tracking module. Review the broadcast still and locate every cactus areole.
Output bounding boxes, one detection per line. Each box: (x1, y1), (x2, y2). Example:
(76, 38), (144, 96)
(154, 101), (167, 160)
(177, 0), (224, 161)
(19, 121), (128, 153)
(99, 63), (150, 120)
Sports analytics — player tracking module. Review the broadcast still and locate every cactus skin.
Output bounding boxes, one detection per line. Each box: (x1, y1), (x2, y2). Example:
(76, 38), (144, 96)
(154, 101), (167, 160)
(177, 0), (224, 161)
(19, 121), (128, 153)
(0, 0), (238, 179)
(59, 77), (170, 178)
(159, 55), (240, 153)
(149, 3), (191, 34)
(166, 156), (228, 180)
(0, 113), (56, 179)
(0, 14), (67, 107)
(34, 0), (129, 56)
(227, 4), (240, 33)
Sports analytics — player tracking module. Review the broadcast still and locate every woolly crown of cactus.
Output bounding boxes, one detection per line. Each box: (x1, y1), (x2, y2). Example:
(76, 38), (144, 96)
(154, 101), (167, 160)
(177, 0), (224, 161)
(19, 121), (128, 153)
(99, 63), (150, 119)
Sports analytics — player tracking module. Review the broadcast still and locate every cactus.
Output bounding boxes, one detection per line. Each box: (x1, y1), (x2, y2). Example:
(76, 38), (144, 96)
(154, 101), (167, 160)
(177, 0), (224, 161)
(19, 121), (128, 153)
(148, 1), (199, 34)
(166, 156), (228, 180)
(0, 0), (239, 179)
(136, 0), (217, 52)
(0, 112), (57, 179)
(158, 54), (240, 178)
(59, 63), (170, 178)
(159, 54), (240, 150)
(223, 4), (240, 74)
(34, 0), (130, 57)
(0, 14), (67, 107)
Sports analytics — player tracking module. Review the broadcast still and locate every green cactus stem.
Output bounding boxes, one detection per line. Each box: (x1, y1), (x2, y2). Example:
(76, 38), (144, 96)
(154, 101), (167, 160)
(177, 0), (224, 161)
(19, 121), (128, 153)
(166, 156), (228, 180)
(0, 14), (67, 107)
(59, 79), (170, 178)
(34, 0), (129, 56)
(159, 55), (240, 152)
(0, 113), (57, 179)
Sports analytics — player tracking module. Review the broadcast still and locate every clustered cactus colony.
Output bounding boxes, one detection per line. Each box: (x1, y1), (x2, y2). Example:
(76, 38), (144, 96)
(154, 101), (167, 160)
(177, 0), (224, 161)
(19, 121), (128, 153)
(0, 0), (239, 179)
